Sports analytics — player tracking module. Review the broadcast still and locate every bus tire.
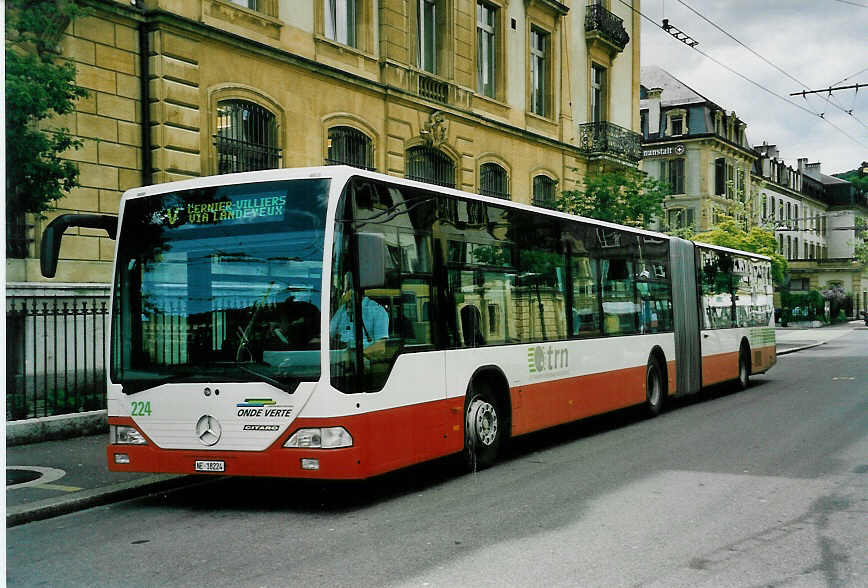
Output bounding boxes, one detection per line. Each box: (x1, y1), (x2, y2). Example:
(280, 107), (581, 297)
(645, 358), (664, 417)
(464, 380), (502, 471)
(737, 346), (751, 390)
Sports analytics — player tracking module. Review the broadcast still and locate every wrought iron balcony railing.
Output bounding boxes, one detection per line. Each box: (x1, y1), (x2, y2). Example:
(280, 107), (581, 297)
(585, 4), (630, 52)
(578, 121), (642, 164)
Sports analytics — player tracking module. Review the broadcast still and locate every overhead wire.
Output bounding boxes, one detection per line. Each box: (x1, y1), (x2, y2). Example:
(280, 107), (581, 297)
(674, 0), (868, 131)
(829, 66), (868, 88)
(615, 0), (868, 149)
(829, 0), (868, 7)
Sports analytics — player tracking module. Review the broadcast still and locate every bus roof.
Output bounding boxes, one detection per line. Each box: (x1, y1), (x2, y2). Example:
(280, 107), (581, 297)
(120, 165), (770, 261)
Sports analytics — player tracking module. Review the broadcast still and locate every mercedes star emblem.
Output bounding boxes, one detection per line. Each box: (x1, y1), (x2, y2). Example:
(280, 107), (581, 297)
(195, 414), (222, 446)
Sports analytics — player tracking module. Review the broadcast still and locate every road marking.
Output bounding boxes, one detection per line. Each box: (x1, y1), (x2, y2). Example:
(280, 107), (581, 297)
(6, 466), (68, 490)
(37, 483), (83, 492)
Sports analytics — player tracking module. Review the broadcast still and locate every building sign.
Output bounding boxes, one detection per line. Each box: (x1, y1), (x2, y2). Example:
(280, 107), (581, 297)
(642, 144), (685, 158)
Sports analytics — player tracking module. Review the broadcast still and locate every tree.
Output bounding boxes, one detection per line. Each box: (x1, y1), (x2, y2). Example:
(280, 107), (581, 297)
(854, 217), (868, 266)
(5, 0), (88, 218)
(557, 169), (669, 229)
(832, 169), (868, 197)
(692, 215), (788, 285)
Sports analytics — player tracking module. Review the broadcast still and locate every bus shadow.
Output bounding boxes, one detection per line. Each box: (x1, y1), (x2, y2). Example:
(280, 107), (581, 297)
(143, 454), (468, 514)
(144, 380), (770, 514)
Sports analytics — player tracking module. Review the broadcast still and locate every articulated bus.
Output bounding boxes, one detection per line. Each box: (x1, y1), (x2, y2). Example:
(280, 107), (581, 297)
(41, 166), (776, 478)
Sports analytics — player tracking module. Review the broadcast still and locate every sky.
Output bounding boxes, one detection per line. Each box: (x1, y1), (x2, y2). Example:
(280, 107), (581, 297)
(638, 0), (868, 176)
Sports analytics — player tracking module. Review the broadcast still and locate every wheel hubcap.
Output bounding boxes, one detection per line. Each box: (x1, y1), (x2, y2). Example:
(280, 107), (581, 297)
(469, 399), (498, 446)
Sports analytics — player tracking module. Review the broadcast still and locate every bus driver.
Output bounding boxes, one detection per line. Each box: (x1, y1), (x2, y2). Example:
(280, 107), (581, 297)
(329, 281), (389, 359)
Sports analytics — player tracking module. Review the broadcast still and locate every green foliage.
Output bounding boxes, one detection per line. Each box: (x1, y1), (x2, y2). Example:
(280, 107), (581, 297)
(557, 170), (669, 229)
(780, 289), (825, 324)
(854, 217), (868, 265)
(832, 169), (868, 196)
(692, 215), (788, 285)
(5, 0), (88, 216)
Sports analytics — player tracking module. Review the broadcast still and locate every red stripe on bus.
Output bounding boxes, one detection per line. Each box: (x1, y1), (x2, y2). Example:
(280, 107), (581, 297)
(752, 345), (776, 373)
(510, 363), (655, 436)
(702, 351), (739, 387)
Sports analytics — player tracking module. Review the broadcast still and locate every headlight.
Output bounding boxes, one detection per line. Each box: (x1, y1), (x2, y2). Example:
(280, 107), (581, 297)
(110, 425), (147, 445)
(284, 427), (353, 449)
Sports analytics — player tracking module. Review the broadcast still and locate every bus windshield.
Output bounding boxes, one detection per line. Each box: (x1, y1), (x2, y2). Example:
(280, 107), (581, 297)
(112, 178), (330, 394)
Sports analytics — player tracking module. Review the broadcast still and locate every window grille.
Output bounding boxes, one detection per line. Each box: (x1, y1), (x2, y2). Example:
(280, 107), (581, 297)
(406, 146), (455, 188)
(326, 126), (374, 170)
(532, 175), (557, 208)
(214, 100), (281, 174)
(479, 162), (509, 199)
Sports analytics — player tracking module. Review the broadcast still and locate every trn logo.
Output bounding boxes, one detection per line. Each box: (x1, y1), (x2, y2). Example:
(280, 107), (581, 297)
(527, 345), (569, 373)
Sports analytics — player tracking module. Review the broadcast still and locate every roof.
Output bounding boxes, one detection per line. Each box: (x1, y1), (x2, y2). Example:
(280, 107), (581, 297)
(820, 173), (850, 185)
(640, 65), (720, 109)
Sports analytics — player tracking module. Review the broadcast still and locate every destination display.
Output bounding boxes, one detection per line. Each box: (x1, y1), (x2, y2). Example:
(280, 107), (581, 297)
(152, 194), (287, 228)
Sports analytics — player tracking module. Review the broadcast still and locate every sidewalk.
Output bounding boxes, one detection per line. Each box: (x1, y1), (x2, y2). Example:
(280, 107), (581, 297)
(6, 320), (864, 527)
(774, 319), (863, 355)
(6, 434), (194, 527)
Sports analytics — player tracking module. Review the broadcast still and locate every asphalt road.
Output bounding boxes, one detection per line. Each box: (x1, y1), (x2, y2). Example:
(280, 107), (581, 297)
(7, 330), (868, 587)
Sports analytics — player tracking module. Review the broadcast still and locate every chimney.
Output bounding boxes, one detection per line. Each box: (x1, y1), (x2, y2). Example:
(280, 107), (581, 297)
(797, 157), (807, 175)
(647, 87), (663, 137)
(804, 161), (822, 180)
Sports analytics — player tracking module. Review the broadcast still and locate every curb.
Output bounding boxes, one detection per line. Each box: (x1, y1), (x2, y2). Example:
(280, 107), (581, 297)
(6, 474), (200, 528)
(6, 410), (108, 447)
(776, 342), (825, 356)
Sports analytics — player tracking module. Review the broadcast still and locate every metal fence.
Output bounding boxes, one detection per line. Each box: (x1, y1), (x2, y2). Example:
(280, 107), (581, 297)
(6, 296), (109, 421)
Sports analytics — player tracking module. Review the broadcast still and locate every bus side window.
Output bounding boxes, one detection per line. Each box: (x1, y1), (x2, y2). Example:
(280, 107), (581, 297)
(570, 255), (600, 337)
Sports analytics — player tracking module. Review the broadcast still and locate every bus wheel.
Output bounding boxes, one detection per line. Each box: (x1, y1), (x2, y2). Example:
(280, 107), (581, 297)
(645, 359), (664, 417)
(737, 348), (751, 390)
(464, 382), (501, 471)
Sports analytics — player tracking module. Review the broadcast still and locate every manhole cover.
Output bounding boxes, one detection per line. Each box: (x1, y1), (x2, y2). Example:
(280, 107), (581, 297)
(7, 468), (43, 486)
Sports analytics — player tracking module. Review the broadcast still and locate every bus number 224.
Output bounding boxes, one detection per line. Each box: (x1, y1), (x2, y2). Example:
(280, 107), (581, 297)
(131, 401), (152, 416)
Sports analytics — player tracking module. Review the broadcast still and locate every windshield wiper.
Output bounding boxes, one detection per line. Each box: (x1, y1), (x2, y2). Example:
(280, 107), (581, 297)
(237, 365), (298, 394)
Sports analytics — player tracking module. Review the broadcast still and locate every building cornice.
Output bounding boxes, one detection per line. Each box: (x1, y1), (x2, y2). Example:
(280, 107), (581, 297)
(643, 133), (757, 161)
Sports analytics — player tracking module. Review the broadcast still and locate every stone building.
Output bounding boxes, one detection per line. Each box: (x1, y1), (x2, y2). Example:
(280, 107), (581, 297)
(638, 65), (755, 233)
(7, 0), (644, 292)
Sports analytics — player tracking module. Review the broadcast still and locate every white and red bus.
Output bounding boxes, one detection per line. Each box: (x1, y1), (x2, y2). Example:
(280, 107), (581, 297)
(41, 166), (776, 478)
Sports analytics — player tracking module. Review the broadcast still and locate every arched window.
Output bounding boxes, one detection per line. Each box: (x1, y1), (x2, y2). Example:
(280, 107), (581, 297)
(532, 174), (557, 208)
(479, 162), (509, 199)
(326, 126), (374, 170)
(214, 100), (280, 174)
(406, 146), (455, 188)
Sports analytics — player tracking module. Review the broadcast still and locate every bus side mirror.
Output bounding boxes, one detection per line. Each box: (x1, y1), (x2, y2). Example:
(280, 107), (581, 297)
(41, 213), (118, 278)
(357, 232), (386, 289)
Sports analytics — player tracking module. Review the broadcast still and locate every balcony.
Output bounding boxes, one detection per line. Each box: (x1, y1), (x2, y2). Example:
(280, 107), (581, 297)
(578, 121), (642, 164)
(585, 4), (630, 55)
